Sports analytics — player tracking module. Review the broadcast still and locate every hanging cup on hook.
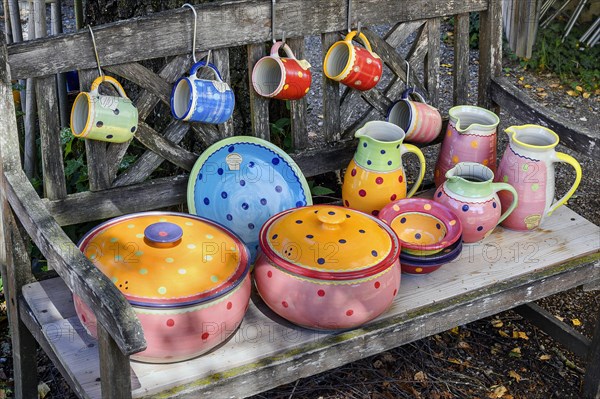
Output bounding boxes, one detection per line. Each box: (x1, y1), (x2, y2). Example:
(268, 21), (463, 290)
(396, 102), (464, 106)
(252, 41), (312, 100)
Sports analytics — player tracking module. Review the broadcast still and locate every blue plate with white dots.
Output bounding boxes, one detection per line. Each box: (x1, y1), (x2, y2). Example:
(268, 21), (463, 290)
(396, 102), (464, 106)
(187, 136), (312, 262)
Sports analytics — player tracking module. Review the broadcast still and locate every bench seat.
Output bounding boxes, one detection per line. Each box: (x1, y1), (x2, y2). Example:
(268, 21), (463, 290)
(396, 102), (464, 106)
(21, 205), (600, 399)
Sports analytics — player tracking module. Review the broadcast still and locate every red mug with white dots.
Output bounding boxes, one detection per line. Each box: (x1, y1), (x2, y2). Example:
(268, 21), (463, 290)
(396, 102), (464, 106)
(323, 31), (383, 91)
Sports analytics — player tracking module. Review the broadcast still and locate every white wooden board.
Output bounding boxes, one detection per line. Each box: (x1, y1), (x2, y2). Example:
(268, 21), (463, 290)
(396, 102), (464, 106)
(22, 205), (600, 399)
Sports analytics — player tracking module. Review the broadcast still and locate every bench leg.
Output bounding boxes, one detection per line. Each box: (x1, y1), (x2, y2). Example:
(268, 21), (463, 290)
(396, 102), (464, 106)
(1, 210), (38, 399)
(583, 307), (600, 399)
(98, 324), (133, 399)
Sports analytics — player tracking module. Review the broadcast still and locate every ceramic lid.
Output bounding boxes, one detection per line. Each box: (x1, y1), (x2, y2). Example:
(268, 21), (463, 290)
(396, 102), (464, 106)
(259, 205), (400, 280)
(78, 212), (249, 307)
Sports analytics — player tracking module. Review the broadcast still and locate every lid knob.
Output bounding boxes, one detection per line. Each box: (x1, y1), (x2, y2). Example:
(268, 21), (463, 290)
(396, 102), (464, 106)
(144, 222), (183, 247)
(317, 208), (347, 230)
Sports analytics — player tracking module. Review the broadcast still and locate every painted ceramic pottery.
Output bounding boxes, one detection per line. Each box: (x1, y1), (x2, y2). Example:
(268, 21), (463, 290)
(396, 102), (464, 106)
(342, 121), (425, 216)
(495, 125), (582, 231)
(187, 136), (312, 262)
(73, 212), (251, 363)
(379, 198), (462, 256)
(434, 105), (500, 187)
(399, 237), (463, 265)
(434, 162), (518, 243)
(255, 205), (401, 330)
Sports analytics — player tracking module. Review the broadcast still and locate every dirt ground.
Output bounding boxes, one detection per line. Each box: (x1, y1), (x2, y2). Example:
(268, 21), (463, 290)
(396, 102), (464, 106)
(0, 13), (598, 399)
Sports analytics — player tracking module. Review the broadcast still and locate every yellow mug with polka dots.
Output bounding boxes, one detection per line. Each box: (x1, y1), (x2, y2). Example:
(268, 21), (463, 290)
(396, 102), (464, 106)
(434, 105), (500, 187)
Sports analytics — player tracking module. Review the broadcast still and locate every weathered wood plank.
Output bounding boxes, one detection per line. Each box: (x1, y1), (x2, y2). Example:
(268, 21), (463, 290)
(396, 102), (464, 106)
(384, 20), (427, 48)
(453, 13), (470, 105)
(583, 307), (600, 399)
(212, 48), (235, 138)
(362, 28), (428, 99)
(135, 122), (197, 171)
(425, 18), (441, 108)
(3, 170), (146, 355)
(360, 87), (393, 116)
(406, 23), (428, 67)
(288, 37), (308, 150)
(322, 32), (341, 142)
(105, 62), (171, 105)
(491, 77), (600, 159)
(44, 175), (188, 226)
(7, 0), (489, 80)
(20, 205), (600, 399)
(292, 140), (361, 177)
(98, 325), (132, 399)
(36, 75), (68, 199)
(247, 43), (270, 140)
(514, 303), (591, 358)
(478, 0), (502, 108)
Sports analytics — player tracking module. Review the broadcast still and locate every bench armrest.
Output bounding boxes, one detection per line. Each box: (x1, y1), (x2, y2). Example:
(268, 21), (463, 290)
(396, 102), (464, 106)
(491, 76), (599, 159)
(2, 169), (147, 356)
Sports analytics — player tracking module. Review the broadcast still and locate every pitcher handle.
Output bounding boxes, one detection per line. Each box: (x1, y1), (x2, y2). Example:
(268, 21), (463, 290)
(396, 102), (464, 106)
(90, 76), (129, 98)
(400, 143), (426, 198)
(344, 31), (374, 53)
(190, 61), (224, 82)
(270, 41), (297, 59)
(401, 87), (426, 103)
(491, 183), (518, 224)
(547, 152), (582, 216)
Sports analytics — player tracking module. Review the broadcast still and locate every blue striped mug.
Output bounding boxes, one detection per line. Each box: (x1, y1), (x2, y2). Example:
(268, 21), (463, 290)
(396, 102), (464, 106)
(171, 61), (235, 124)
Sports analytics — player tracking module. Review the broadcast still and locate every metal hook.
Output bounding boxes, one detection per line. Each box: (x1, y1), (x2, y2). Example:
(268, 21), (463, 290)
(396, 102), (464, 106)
(205, 49), (212, 66)
(272, 0), (277, 43)
(182, 3), (198, 63)
(405, 59), (410, 88)
(88, 25), (104, 79)
(347, 0), (352, 32)
(281, 31), (286, 44)
(356, 21), (362, 36)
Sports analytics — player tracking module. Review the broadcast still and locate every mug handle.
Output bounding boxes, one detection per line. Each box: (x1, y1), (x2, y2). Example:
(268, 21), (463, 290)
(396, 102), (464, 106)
(401, 87), (426, 103)
(547, 152), (582, 216)
(344, 30), (374, 53)
(190, 61), (224, 82)
(270, 41), (297, 59)
(90, 76), (129, 98)
(491, 183), (518, 224)
(400, 143), (426, 198)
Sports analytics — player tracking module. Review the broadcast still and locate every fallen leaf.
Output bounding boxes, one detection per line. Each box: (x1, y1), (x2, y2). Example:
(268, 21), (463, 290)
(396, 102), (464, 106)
(519, 76), (525, 81)
(441, 63), (453, 68)
(583, 92), (591, 99)
(555, 315), (565, 322)
(38, 382), (51, 399)
(576, 85), (583, 92)
(518, 331), (529, 340)
(499, 330), (510, 338)
(448, 357), (462, 365)
(489, 385), (508, 398)
(550, 83), (560, 88)
(524, 84), (533, 89)
(572, 319), (582, 326)
(447, 32), (454, 36)
(509, 347), (522, 358)
(536, 87), (545, 92)
(450, 326), (460, 335)
(491, 319), (503, 328)
(414, 371), (427, 382)
(536, 92), (548, 98)
(509, 370), (522, 382)
(566, 90), (579, 97)
(504, 395), (515, 399)
(539, 354), (551, 361)
(458, 341), (471, 349)
(595, 89), (600, 95)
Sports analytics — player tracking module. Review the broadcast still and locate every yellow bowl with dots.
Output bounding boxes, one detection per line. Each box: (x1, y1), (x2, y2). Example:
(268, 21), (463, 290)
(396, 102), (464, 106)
(379, 198), (462, 256)
(73, 211), (251, 363)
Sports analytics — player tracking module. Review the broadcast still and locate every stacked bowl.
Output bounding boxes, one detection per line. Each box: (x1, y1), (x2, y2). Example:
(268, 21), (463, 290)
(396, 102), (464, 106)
(379, 198), (463, 274)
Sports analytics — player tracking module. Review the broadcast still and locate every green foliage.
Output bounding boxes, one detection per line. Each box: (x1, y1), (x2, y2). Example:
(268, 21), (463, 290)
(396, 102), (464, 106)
(270, 117), (293, 152)
(521, 21), (599, 90)
(446, 13), (480, 48)
(60, 127), (90, 193)
(308, 179), (335, 197)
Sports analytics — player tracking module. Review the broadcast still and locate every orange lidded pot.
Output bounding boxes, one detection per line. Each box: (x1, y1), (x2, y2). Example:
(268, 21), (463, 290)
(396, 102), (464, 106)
(73, 212), (251, 363)
(255, 205), (401, 330)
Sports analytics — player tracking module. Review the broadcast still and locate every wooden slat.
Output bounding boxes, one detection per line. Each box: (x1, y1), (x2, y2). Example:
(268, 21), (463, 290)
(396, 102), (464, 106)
(363, 28), (428, 98)
(106, 62), (171, 105)
(453, 13), (470, 105)
(425, 18), (441, 108)
(360, 87), (393, 116)
(321, 32), (341, 142)
(384, 20), (427, 48)
(36, 75), (68, 199)
(3, 170), (146, 355)
(293, 140), (365, 177)
(135, 121), (197, 171)
(44, 175), (188, 226)
(212, 48), (235, 138)
(247, 43), (270, 140)
(583, 311), (600, 398)
(287, 37), (309, 150)
(491, 77), (600, 159)
(79, 69), (112, 191)
(7, 0), (489, 80)
(514, 303), (591, 358)
(20, 205), (600, 399)
(406, 23), (428, 66)
(478, 0), (502, 109)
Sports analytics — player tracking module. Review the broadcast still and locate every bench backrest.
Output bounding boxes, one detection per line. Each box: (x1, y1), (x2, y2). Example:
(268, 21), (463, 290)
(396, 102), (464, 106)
(4, 0), (501, 228)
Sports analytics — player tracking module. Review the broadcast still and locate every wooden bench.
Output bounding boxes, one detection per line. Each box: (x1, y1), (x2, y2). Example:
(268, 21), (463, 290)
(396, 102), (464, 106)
(0, 1), (599, 398)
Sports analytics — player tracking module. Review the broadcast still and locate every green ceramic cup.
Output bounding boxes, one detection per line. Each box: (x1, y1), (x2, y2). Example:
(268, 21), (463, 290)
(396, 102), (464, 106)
(70, 76), (138, 143)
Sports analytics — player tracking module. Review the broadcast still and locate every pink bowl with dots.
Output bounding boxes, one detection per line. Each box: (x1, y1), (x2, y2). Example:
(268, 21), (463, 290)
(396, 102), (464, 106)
(255, 205), (401, 330)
